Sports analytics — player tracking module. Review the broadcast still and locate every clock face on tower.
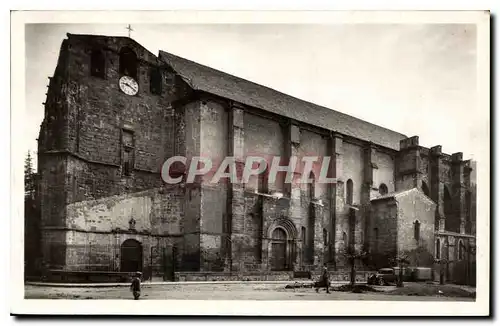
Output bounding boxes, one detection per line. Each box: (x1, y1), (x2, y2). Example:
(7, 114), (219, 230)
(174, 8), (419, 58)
(119, 76), (139, 96)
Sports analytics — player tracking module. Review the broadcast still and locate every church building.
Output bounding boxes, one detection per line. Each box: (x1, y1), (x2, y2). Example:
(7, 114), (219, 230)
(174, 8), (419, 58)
(34, 33), (477, 284)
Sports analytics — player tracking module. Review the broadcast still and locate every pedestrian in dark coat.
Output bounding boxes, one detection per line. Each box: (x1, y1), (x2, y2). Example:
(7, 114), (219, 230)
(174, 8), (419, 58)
(315, 264), (330, 294)
(130, 271), (142, 300)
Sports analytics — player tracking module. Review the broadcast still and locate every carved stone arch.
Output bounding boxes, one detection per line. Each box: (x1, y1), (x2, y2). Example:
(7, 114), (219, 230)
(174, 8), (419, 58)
(267, 217), (298, 271)
(267, 216), (298, 240)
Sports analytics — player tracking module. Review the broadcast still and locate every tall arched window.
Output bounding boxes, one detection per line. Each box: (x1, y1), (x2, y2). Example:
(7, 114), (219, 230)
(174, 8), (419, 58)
(444, 238), (449, 261)
(119, 47), (138, 79)
(379, 183), (388, 196)
(458, 240), (464, 260)
(346, 179), (353, 205)
(308, 171), (316, 200)
(436, 238), (441, 259)
(444, 186), (455, 232)
(258, 166), (268, 194)
(150, 67), (162, 95)
(301, 226), (307, 265)
(342, 231), (347, 244)
(323, 228), (328, 246)
(465, 190), (472, 233)
(414, 220), (421, 241)
(421, 181), (430, 197)
(90, 49), (105, 78)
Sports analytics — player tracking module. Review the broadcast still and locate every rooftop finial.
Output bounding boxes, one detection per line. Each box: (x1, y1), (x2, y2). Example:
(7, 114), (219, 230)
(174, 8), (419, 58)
(126, 24), (134, 38)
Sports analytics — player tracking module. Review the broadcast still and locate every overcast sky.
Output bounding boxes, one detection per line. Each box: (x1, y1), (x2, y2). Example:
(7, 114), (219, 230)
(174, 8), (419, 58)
(25, 23), (485, 167)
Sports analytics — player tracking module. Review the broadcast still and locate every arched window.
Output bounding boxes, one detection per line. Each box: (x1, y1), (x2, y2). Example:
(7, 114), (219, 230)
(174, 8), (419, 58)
(436, 239), (441, 259)
(465, 191), (472, 233)
(444, 238), (449, 261)
(379, 183), (388, 196)
(308, 171), (316, 200)
(301, 226), (307, 264)
(150, 67), (162, 95)
(414, 220), (421, 241)
(258, 166), (268, 194)
(346, 179), (353, 205)
(348, 208), (356, 248)
(90, 49), (105, 78)
(342, 231), (347, 244)
(444, 186), (455, 232)
(323, 228), (328, 246)
(119, 47), (138, 79)
(421, 181), (430, 197)
(458, 240), (464, 260)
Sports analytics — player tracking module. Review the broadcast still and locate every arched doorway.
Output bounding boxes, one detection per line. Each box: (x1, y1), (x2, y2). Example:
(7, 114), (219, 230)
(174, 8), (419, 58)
(120, 239), (143, 273)
(270, 227), (287, 271)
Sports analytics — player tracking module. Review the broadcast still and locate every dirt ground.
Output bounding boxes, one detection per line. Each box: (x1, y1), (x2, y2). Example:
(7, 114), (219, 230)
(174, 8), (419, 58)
(24, 283), (475, 301)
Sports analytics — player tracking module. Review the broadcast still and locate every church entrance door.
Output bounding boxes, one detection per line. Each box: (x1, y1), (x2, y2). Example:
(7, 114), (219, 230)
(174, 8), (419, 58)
(270, 228), (287, 271)
(120, 239), (143, 273)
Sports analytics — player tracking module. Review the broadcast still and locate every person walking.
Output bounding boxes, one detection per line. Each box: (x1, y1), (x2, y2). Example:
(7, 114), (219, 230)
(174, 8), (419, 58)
(316, 264), (330, 294)
(130, 271), (142, 300)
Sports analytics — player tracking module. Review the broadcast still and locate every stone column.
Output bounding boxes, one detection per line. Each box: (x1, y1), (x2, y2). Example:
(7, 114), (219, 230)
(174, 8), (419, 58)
(430, 145), (445, 232)
(287, 123), (302, 270)
(227, 103), (246, 271)
(331, 133), (345, 269)
(396, 136), (421, 191)
(324, 133), (340, 268)
(451, 153), (466, 234)
(361, 143), (376, 253)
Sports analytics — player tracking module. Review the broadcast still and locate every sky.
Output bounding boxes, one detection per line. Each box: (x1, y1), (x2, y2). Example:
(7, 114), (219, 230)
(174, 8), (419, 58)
(25, 23), (486, 167)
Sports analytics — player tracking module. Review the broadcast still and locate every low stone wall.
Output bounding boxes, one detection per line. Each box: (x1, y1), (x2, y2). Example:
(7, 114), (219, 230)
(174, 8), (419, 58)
(38, 269), (377, 283)
(42, 270), (134, 283)
(175, 271), (295, 282)
(314, 271), (376, 283)
(175, 270), (377, 282)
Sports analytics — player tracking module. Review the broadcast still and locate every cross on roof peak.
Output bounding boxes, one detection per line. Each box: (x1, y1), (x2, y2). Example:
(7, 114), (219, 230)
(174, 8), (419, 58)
(126, 24), (134, 38)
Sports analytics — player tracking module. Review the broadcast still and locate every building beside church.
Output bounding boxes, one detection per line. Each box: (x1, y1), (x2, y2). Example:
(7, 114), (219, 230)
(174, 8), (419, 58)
(32, 33), (477, 284)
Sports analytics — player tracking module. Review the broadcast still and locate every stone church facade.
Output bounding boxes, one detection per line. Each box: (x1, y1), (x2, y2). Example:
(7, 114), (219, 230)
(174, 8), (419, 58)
(34, 34), (476, 283)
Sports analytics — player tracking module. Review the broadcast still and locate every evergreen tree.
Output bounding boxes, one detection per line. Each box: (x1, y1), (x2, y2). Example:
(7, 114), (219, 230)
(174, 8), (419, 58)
(24, 151), (35, 198)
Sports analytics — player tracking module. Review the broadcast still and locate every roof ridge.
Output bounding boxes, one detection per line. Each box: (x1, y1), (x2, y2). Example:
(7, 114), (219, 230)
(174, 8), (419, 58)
(159, 50), (407, 140)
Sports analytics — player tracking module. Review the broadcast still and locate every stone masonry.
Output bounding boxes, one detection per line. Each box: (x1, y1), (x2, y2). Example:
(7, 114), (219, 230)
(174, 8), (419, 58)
(33, 34), (477, 283)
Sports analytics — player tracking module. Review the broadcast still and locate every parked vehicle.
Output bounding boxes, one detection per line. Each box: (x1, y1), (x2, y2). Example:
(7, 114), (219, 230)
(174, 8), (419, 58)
(367, 266), (434, 285)
(367, 268), (398, 285)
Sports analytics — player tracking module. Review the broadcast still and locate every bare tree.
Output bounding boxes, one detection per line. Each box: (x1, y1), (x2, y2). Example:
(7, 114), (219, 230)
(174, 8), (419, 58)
(342, 246), (368, 286)
(390, 251), (410, 287)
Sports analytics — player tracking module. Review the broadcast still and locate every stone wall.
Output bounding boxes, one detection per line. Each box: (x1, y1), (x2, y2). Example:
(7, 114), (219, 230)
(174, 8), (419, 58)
(369, 199), (398, 268)
(37, 34), (192, 271)
(396, 189), (436, 267)
(35, 34), (476, 280)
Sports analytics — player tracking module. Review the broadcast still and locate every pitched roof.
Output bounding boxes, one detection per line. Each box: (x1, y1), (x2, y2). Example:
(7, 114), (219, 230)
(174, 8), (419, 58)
(159, 50), (407, 150)
(371, 187), (435, 206)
